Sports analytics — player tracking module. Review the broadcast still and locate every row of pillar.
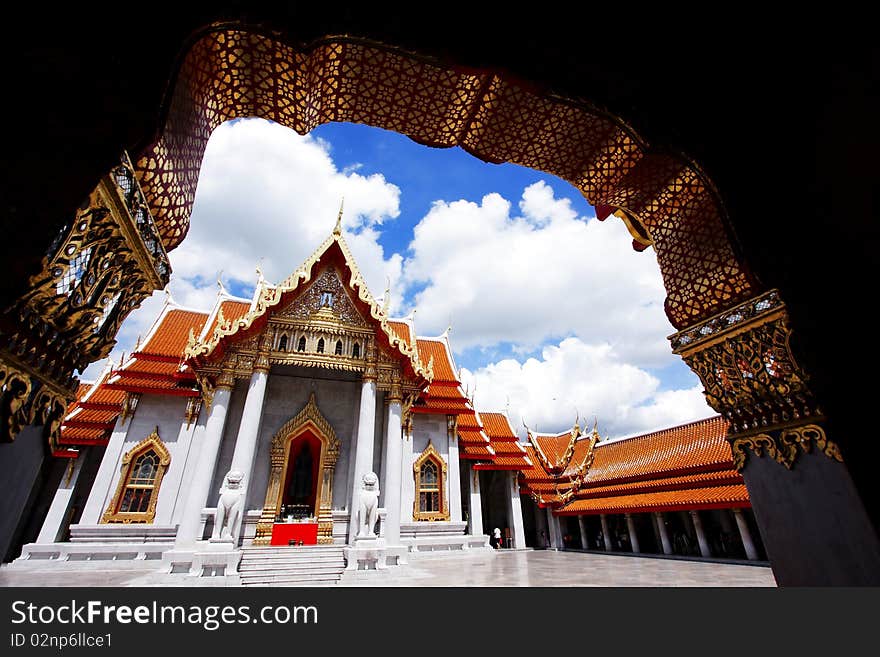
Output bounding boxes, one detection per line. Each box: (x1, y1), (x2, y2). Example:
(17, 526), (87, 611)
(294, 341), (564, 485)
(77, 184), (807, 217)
(546, 508), (758, 561)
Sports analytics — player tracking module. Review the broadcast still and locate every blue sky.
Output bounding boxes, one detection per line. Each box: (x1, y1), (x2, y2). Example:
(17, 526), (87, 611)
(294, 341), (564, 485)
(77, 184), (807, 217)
(86, 118), (713, 438)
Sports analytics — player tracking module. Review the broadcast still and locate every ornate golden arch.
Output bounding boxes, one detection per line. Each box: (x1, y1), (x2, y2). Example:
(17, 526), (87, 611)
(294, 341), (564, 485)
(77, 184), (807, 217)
(253, 392), (340, 545)
(102, 427), (171, 524)
(413, 441), (449, 521)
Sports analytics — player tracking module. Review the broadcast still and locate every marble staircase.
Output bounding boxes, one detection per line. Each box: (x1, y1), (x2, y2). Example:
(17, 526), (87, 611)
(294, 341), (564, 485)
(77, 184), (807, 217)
(238, 545), (346, 586)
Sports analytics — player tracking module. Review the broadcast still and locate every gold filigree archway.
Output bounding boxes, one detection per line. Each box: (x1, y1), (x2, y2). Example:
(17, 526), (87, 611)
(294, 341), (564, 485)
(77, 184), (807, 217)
(253, 392), (340, 545)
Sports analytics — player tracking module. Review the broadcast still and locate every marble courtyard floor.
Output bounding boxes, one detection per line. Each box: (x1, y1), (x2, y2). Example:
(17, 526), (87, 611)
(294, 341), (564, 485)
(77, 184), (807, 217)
(0, 549), (775, 587)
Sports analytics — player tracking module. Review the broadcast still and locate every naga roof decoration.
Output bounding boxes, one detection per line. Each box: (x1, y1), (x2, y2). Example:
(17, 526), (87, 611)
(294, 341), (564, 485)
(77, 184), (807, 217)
(184, 211), (433, 384)
(525, 417), (585, 477)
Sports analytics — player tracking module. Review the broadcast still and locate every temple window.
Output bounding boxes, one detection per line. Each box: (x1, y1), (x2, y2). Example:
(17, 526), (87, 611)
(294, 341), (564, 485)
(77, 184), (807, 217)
(352, 342), (360, 358)
(335, 340), (343, 355)
(320, 291), (334, 308)
(317, 338), (325, 354)
(413, 443), (449, 521)
(298, 336), (306, 352)
(279, 334), (288, 351)
(101, 429), (170, 524)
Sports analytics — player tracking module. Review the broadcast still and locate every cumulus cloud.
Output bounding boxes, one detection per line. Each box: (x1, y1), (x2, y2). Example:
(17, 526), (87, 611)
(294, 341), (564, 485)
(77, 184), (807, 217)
(460, 337), (713, 440)
(402, 181), (673, 368)
(81, 118), (404, 379)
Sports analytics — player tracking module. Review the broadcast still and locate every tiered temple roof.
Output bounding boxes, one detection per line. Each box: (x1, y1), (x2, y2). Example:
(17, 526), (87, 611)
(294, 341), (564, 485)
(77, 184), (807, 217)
(511, 415), (748, 515)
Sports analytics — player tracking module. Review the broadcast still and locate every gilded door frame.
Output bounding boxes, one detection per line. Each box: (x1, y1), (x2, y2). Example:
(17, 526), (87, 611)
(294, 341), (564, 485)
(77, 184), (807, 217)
(253, 392), (340, 545)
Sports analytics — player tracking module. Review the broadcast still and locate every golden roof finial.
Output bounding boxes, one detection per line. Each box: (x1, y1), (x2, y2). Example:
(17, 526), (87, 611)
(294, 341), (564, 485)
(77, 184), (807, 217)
(333, 197), (344, 236)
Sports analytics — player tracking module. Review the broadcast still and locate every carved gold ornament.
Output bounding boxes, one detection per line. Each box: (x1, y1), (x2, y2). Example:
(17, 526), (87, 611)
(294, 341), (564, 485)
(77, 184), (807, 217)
(1, 152), (169, 447)
(672, 290), (840, 470)
(730, 424), (843, 472)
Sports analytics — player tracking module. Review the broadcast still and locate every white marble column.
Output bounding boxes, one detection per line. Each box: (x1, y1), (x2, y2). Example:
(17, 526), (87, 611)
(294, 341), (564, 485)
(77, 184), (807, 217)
(467, 464), (483, 536)
(36, 453), (85, 543)
(625, 513), (640, 553)
(547, 507), (563, 549)
(505, 471), (526, 548)
(600, 513), (612, 551)
(175, 382), (233, 547)
(733, 508), (759, 560)
(577, 515), (589, 550)
(382, 393), (403, 547)
(219, 362), (269, 541)
(446, 416), (462, 522)
(349, 371), (377, 540)
(79, 415), (131, 524)
(654, 512), (673, 555)
(400, 421), (415, 523)
(690, 510), (711, 557)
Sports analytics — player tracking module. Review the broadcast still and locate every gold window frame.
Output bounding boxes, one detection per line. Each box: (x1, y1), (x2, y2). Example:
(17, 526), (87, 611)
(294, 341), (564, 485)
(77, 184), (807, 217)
(413, 441), (449, 521)
(101, 427), (170, 524)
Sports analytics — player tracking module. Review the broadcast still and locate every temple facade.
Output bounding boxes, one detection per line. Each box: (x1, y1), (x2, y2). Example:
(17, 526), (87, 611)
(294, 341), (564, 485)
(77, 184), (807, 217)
(12, 216), (765, 581)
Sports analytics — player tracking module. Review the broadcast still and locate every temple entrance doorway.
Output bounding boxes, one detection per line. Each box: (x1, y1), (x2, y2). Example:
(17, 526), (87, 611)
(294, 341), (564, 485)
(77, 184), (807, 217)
(253, 392), (341, 545)
(281, 431), (321, 522)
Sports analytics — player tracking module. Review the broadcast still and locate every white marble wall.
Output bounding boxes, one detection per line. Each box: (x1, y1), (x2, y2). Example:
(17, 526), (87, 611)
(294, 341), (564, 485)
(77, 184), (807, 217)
(79, 394), (191, 525)
(406, 414), (451, 523)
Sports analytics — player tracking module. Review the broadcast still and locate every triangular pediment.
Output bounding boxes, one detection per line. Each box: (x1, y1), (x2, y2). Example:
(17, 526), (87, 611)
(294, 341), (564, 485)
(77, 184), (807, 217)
(275, 266), (368, 328)
(185, 219), (433, 387)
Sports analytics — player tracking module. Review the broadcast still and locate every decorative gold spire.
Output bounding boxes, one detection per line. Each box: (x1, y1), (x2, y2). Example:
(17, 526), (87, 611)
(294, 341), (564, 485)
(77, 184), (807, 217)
(333, 198), (344, 236)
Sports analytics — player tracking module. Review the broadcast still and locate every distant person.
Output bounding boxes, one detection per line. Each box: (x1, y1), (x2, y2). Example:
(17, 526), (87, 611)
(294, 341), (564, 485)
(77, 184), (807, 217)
(493, 527), (501, 549)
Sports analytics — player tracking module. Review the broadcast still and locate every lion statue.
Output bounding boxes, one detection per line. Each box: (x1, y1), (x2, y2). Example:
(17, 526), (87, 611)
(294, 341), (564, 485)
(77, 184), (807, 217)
(358, 471), (380, 537)
(212, 470), (244, 541)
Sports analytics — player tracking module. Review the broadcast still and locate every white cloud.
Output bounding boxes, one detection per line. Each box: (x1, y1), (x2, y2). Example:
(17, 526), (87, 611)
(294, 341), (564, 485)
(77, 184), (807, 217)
(402, 181), (673, 368)
(460, 337), (713, 440)
(81, 118), (404, 379)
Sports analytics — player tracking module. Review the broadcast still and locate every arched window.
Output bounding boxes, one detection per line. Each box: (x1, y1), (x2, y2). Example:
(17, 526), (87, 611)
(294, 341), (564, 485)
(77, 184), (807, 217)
(102, 429), (170, 524)
(279, 334), (288, 351)
(335, 340), (343, 355)
(298, 336), (306, 352)
(352, 342), (360, 359)
(419, 461), (439, 513)
(413, 442), (449, 521)
(317, 338), (325, 354)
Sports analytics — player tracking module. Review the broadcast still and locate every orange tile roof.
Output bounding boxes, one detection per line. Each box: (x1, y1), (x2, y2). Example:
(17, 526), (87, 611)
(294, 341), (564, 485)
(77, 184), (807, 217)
(122, 359), (181, 376)
(416, 339), (457, 382)
(458, 428), (489, 445)
(476, 455), (531, 469)
(84, 385), (126, 407)
(457, 413), (482, 429)
(570, 469), (744, 499)
(60, 367), (124, 447)
(555, 484), (750, 515)
(584, 415), (730, 484)
(141, 309), (208, 357)
(414, 396), (472, 414)
(204, 300), (251, 339)
(60, 426), (112, 442)
(74, 382), (93, 402)
(492, 441), (527, 454)
(462, 445), (495, 459)
(480, 412), (517, 440)
(387, 320), (412, 347)
(533, 429), (579, 465)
